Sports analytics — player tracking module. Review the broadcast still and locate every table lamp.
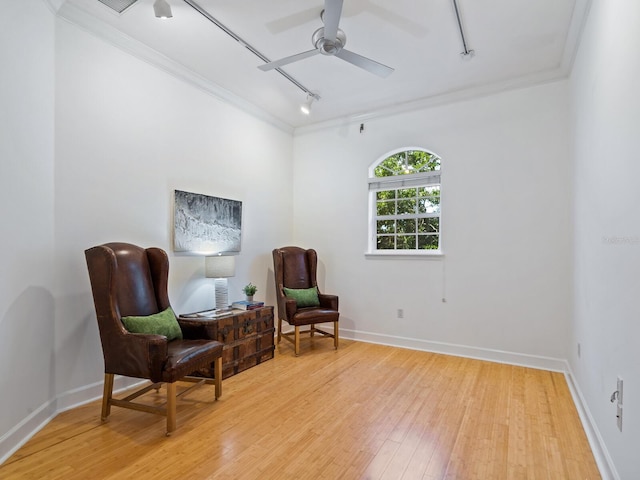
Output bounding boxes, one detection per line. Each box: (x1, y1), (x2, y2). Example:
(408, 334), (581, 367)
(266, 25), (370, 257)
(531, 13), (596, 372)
(205, 255), (235, 309)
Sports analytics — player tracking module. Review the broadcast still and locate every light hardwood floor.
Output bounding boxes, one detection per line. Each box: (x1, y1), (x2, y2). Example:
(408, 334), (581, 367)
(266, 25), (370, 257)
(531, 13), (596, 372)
(1, 340), (600, 479)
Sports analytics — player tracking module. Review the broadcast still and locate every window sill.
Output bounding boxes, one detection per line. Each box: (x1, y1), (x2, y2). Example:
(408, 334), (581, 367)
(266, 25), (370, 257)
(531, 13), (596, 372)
(365, 250), (444, 259)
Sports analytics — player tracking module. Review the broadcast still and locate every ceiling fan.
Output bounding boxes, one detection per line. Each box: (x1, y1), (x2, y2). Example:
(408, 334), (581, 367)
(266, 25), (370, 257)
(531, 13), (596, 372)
(258, 0), (394, 78)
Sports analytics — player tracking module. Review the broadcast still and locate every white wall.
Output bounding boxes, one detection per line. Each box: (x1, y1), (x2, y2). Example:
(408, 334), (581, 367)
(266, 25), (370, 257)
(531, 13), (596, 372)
(53, 19), (294, 398)
(6, 2), (635, 477)
(0, 0), (56, 462)
(569, 0), (640, 478)
(0, 6), (294, 462)
(293, 81), (572, 363)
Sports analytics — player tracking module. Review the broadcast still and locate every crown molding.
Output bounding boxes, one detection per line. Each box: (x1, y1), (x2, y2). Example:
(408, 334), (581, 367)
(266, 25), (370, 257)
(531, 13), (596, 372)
(56, 2), (294, 135)
(41, 0), (66, 15)
(560, 0), (593, 75)
(294, 0), (592, 136)
(294, 67), (568, 136)
(52, 0), (592, 138)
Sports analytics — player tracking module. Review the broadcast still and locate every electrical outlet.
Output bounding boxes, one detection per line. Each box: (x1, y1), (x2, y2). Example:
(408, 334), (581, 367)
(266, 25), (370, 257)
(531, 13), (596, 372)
(577, 343), (581, 358)
(397, 308), (404, 319)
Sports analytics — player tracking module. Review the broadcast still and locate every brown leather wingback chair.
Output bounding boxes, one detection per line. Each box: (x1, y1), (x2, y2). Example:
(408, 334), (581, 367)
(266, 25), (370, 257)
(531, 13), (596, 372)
(272, 246), (339, 356)
(85, 242), (224, 434)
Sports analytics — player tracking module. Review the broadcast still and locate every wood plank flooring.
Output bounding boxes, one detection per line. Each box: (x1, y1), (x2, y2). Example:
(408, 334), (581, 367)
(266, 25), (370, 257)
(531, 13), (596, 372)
(1, 340), (600, 479)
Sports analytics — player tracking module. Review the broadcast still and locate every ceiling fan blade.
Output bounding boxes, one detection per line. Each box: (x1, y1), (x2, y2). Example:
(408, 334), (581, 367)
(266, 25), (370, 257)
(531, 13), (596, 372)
(323, 0), (344, 42)
(335, 49), (394, 78)
(258, 49), (320, 71)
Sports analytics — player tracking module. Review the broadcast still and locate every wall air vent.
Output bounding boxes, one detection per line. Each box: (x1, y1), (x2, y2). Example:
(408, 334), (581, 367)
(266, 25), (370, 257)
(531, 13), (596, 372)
(97, 0), (139, 14)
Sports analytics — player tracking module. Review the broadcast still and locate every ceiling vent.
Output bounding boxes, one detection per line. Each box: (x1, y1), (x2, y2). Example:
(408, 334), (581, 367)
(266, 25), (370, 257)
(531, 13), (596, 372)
(98, 0), (139, 14)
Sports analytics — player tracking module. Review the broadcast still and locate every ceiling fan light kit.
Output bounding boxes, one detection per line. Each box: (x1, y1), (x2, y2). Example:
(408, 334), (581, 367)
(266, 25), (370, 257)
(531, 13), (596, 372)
(312, 27), (346, 56)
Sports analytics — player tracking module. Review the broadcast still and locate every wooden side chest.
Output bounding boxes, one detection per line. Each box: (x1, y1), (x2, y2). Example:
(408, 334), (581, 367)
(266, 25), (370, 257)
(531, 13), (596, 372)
(181, 306), (275, 379)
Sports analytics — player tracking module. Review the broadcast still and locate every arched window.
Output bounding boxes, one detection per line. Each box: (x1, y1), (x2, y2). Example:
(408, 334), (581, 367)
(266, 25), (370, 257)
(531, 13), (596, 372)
(368, 148), (442, 253)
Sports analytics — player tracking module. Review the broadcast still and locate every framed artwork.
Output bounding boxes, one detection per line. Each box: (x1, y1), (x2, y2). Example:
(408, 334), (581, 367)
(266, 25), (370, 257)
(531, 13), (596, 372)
(173, 189), (242, 254)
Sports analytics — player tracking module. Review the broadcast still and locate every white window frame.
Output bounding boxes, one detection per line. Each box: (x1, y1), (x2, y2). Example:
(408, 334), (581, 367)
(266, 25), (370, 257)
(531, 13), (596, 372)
(366, 147), (443, 257)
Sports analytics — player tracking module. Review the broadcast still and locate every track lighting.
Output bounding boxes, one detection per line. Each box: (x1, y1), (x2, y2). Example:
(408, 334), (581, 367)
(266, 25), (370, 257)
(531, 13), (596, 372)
(452, 0), (474, 59)
(154, 0), (173, 19)
(300, 93), (319, 115)
(300, 97), (313, 115)
(183, 0), (318, 111)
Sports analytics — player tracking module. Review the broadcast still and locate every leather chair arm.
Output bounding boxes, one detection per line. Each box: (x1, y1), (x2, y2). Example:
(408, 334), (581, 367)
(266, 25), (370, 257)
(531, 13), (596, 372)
(104, 331), (168, 383)
(284, 298), (298, 320)
(318, 293), (339, 311)
(176, 317), (217, 340)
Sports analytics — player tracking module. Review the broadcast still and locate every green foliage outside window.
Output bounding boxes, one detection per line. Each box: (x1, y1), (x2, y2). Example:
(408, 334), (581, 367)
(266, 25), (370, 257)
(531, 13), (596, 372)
(374, 150), (440, 178)
(373, 150), (441, 251)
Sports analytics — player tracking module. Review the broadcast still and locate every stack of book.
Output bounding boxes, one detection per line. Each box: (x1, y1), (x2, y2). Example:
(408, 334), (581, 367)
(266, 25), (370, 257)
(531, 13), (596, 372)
(180, 308), (235, 319)
(231, 300), (265, 311)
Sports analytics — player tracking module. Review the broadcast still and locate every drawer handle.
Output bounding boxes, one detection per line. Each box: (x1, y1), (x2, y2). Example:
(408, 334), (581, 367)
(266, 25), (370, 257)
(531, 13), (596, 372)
(221, 326), (231, 341)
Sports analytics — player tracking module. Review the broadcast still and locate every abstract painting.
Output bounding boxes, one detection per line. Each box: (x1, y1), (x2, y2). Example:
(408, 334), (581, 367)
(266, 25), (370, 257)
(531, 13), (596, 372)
(173, 190), (242, 254)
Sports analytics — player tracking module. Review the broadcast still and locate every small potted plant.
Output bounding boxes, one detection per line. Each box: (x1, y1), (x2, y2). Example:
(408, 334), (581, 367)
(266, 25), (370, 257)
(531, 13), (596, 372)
(243, 282), (258, 301)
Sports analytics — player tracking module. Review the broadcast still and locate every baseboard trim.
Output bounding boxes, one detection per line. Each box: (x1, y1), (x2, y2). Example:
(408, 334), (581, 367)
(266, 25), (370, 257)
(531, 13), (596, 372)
(340, 328), (568, 372)
(564, 365), (619, 480)
(340, 327), (618, 479)
(0, 398), (57, 466)
(1, 333), (618, 480)
(0, 375), (143, 466)
(56, 375), (142, 414)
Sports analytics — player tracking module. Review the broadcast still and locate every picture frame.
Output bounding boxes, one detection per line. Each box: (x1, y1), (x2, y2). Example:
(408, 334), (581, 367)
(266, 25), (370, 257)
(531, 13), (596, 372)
(173, 189), (242, 254)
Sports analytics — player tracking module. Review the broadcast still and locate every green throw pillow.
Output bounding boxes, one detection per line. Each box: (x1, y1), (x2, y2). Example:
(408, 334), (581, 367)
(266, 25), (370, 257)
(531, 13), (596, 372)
(121, 306), (183, 341)
(283, 286), (320, 308)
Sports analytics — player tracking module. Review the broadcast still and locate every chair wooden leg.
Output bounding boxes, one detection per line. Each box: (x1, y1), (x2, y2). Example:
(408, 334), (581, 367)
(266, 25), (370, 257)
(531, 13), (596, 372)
(277, 317), (282, 344)
(166, 382), (177, 435)
(310, 324), (315, 337)
(334, 321), (339, 349)
(214, 356), (222, 400)
(101, 373), (114, 421)
(294, 326), (300, 356)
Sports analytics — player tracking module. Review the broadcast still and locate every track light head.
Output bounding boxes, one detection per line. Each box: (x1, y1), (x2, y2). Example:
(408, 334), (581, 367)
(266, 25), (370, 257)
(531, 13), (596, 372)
(154, 0), (172, 19)
(300, 99), (312, 115)
(300, 93), (319, 115)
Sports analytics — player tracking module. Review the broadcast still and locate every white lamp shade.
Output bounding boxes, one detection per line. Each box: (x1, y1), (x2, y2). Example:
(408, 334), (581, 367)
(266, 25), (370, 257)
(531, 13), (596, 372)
(205, 255), (236, 278)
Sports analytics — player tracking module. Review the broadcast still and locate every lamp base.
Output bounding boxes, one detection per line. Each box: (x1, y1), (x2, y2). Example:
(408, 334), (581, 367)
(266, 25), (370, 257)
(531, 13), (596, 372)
(214, 278), (229, 309)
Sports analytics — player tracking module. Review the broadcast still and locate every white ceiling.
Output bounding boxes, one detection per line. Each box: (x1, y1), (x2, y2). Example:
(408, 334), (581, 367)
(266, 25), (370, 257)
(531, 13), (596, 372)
(56, 0), (589, 131)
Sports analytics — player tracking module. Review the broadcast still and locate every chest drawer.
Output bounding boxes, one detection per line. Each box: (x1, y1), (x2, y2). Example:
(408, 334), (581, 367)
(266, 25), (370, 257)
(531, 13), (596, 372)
(183, 306), (274, 379)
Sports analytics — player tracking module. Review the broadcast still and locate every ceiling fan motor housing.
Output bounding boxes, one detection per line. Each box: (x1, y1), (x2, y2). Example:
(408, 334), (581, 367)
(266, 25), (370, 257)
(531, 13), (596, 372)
(312, 27), (347, 55)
